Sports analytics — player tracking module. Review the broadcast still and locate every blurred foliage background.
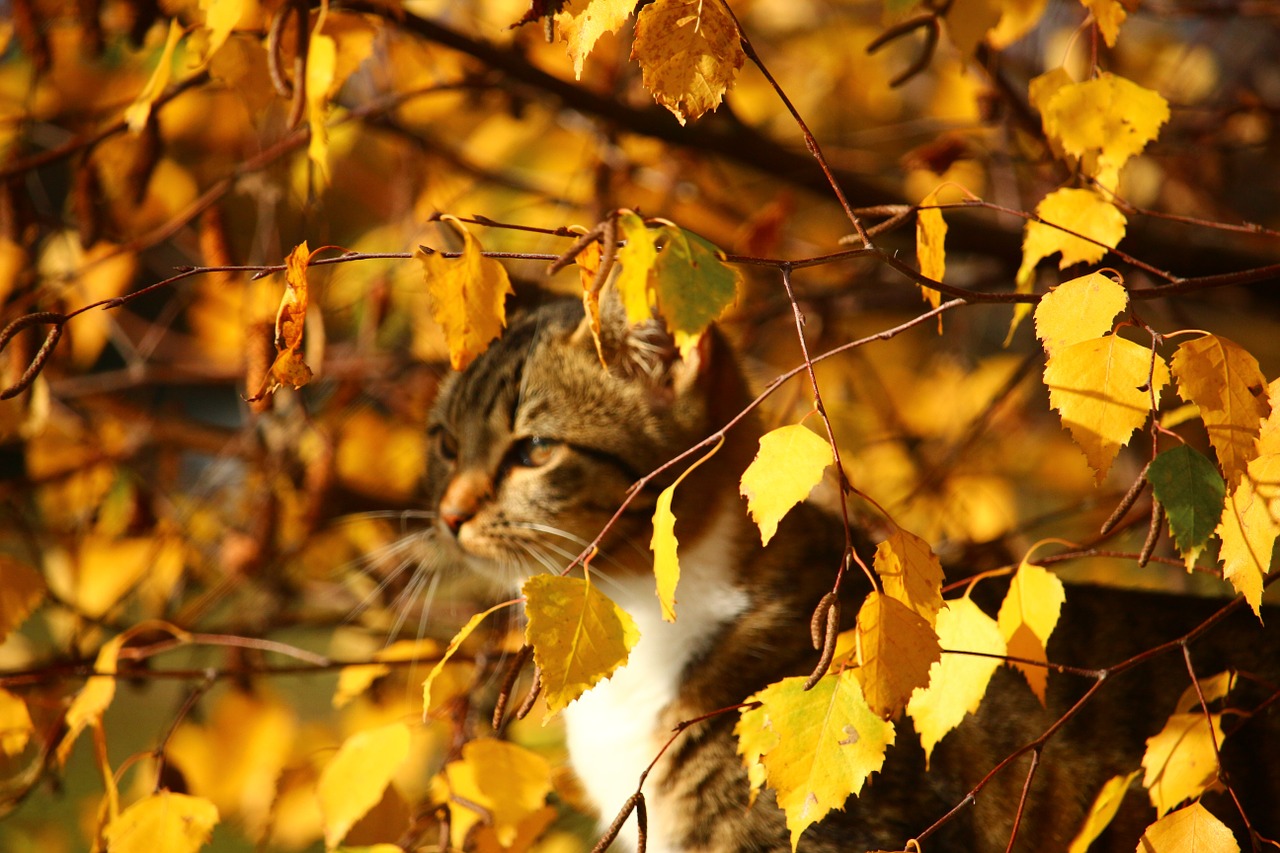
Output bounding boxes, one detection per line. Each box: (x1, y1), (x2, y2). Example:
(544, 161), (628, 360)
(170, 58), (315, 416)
(1, 0), (1279, 850)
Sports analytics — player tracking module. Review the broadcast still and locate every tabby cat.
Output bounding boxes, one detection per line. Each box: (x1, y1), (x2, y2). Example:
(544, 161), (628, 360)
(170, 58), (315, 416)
(423, 296), (1280, 852)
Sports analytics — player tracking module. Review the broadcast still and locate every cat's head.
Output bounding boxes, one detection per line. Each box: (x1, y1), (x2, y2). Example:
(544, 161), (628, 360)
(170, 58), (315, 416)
(424, 297), (727, 590)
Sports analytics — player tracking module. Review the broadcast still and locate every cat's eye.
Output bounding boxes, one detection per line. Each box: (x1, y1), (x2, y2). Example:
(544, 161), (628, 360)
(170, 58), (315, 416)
(432, 428), (458, 462)
(512, 436), (559, 468)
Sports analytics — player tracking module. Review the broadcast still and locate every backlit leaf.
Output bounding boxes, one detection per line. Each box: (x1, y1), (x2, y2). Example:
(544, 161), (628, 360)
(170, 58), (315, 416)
(103, 791), (219, 853)
(1018, 188), (1128, 276)
(735, 671), (895, 851)
(906, 596), (1005, 766)
(653, 439), (722, 621)
(306, 34), (337, 184)
(916, 189), (946, 309)
(445, 739), (552, 849)
(1171, 334), (1270, 489)
(416, 216), (515, 371)
(0, 688), (33, 756)
(1174, 671), (1236, 716)
(615, 211), (659, 325)
(996, 560), (1065, 704)
(1216, 453), (1280, 618)
(0, 555), (46, 641)
(740, 424), (833, 548)
(1137, 802), (1240, 853)
(872, 528), (944, 626)
(1044, 334), (1169, 483)
(198, 0), (246, 64)
(523, 575), (639, 721)
(1066, 770), (1140, 853)
(854, 591), (941, 718)
(650, 225), (740, 353)
(632, 0), (746, 125)
(1141, 712), (1225, 816)
(124, 20), (183, 132)
(1081, 0), (1126, 47)
(1147, 445), (1226, 570)
(1041, 73), (1168, 190)
(335, 638), (440, 709)
(556, 0), (633, 79)
(318, 721), (412, 848)
(1033, 271), (1128, 358)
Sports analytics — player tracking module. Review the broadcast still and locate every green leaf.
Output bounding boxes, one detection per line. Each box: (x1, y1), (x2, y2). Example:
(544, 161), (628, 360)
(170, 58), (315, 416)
(1147, 445), (1226, 569)
(652, 226), (739, 352)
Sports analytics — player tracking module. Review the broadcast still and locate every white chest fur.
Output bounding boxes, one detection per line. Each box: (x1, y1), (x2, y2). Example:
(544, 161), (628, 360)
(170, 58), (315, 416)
(562, 506), (748, 853)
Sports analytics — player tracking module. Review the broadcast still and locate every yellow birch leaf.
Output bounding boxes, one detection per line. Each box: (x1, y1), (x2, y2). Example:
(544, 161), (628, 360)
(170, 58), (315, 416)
(124, 20), (182, 132)
(1066, 770), (1140, 853)
(575, 240), (607, 364)
(1029, 67), (1074, 159)
(735, 671), (895, 851)
(523, 575), (639, 721)
(335, 638), (440, 709)
(556, 0), (634, 79)
(1019, 188), (1128, 275)
(318, 721), (412, 849)
(198, 0), (246, 65)
(0, 555), (46, 641)
(1044, 334), (1169, 483)
(1033, 271), (1128, 359)
(68, 535), (184, 620)
(164, 688), (296, 838)
(653, 439), (722, 621)
(615, 211), (659, 325)
(943, 0), (1002, 57)
(996, 560), (1065, 704)
(103, 791), (219, 853)
(416, 217), (515, 371)
(0, 688), (33, 756)
(916, 189), (946, 310)
(1081, 0), (1126, 47)
(740, 424), (833, 547)
(1174, 671), (1236, 716)
(1215, 454), (1280, 619)
(906, 596), (1005, 766)
(1136, 801), (1240, 853)
(872, 528), (944, 626)
(631, 0), (746, 125)
(1171, 334), (1270, 489)
(854, 591), (941, 719)
(423, 600), (515, 713)
(1141, 712), (1225, 816)
(1042, 73), (1169, 188)
(445, 739), (552, 849)
(989, 0), (1049, 48)
(472, 805), (557, 853)
(306, 33), (337, 185)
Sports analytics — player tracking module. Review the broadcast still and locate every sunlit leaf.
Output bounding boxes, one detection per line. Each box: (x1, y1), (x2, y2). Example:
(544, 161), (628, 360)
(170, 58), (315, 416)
(1174, 671), (1236, 716)
(306, 34), (337, 184)
(996, 560), (1065, 703)
(916, 189), (947, 309)
(1171, 334), (1270, 489)
(0, 688), (33, 756)
(1066, 770), (1140, 853)
(1216, 454), (1280, 618)
(653, 439), (722, 621)
(423, 600), (516, 713)
(318, 722), (412, 848)
(1019, 188), (1128, 275)
(198, 0), (246, 64)
(615, 211), (659, 325)
(0, 555), (46, 641)
(1081, 0), (1127, 47)
(103, 791), (219, 853)
(1041, 73), (1168, 189)
(873, 527), (945, 626)
(416, 216), (514, 371)
(740, 424), (833, 548)
(854, 591), (941, 718)
(736, 670), (894, 851)
(335, 638), (440, 709)
(445, 739), (553, 849)
(556, 0), (633, 78)
(124, 20), (183, 132)
(1137, 801), (1240, 853)
(1033, 271), (1128, 358)
(906, 596), (1005, 766)
(523, 575), (639, 721)
(1044, 334), (1169, 483)
(1141, 712), (1224, 816)
(1148, 445), (1226, 570)
(632, 0), (746, 125)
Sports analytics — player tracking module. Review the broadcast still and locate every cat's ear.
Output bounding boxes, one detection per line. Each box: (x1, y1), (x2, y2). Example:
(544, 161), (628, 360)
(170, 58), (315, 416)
(569, 291), (707, 396)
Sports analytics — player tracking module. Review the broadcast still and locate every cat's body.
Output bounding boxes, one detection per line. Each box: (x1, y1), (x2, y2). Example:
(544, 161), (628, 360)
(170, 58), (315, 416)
(424, 298), (1280, 851)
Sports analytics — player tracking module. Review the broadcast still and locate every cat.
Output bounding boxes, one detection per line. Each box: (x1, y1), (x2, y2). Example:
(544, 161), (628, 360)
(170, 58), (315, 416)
(422, 296), (1280, 852)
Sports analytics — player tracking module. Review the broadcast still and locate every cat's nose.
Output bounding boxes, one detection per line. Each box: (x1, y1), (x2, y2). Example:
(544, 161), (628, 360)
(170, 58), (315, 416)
(439, 470), (491, 536)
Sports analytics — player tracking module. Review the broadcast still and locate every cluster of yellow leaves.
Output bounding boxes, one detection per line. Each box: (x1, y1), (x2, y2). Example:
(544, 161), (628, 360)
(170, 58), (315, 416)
(555, 0), (745, 124)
